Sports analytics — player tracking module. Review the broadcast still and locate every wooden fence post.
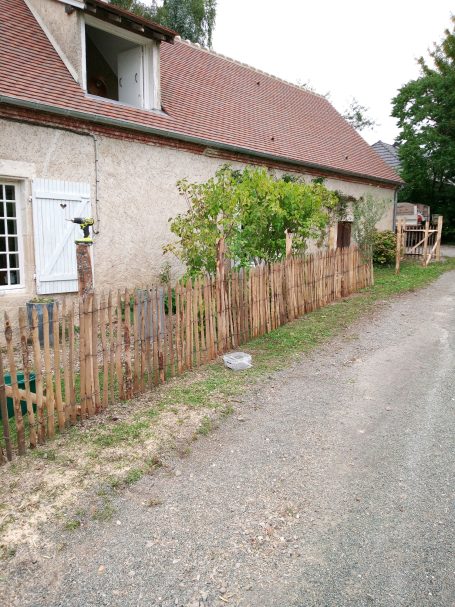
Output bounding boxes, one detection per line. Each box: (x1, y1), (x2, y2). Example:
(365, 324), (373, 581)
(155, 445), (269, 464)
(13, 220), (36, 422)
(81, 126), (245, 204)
(422, 220), (430, 266)
(19, 308), (37, 447)
(216, 237), (226, 354)
(328, 224), (336, 251)
(395, 219), (403, 274)
(436, 215), (443, 261)
(76, 244), (94, 297)
(285, 231), (293, 258)
(5, 312), (25, 454)
(284, 231), (293, 321)
(0, 348), (12, 461)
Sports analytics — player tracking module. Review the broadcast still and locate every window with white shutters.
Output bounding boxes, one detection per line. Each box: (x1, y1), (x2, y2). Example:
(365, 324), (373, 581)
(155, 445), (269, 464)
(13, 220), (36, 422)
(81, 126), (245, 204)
(32, 179), (91, 295)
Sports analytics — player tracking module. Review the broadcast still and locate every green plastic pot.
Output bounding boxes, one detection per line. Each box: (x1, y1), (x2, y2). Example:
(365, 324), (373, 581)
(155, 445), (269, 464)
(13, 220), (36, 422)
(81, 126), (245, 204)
(0, 373), (36, 420)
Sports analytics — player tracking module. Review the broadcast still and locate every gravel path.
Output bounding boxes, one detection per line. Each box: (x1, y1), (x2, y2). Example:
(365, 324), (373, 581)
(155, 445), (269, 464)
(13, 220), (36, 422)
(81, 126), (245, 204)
(6, 273), (455, 607)
(441, 244), (455, 258)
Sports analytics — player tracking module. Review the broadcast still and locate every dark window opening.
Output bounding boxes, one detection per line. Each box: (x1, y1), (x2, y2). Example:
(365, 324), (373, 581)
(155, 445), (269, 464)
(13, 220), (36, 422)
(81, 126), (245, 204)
(85, 25), (144, 108)
(337, 221), (352, 248)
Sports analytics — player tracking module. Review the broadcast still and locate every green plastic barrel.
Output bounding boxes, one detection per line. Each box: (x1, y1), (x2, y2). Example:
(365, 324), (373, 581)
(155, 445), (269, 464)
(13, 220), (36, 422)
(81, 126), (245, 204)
(0, 373), (37, 420)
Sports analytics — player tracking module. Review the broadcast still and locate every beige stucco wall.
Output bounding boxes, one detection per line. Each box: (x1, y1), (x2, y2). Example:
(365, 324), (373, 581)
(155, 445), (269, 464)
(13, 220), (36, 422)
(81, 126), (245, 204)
(26, 0), (83, 83)
(322, 176), (394, 232)
(0, 117), (395, 317)
(0, 120), (95, 317)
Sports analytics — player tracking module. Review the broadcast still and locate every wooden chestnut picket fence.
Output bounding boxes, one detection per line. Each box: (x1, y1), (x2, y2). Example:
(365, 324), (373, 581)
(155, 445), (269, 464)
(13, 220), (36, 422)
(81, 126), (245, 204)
(0, 246), (372, 462)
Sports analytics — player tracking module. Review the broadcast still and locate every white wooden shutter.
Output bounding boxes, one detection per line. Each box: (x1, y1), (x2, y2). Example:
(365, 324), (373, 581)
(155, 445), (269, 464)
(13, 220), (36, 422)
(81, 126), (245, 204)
(32, 179), (91, 294)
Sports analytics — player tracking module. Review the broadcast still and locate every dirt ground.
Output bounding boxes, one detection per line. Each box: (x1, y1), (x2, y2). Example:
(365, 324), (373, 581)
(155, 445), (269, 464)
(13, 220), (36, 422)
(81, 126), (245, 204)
(0, 373), (221, 556)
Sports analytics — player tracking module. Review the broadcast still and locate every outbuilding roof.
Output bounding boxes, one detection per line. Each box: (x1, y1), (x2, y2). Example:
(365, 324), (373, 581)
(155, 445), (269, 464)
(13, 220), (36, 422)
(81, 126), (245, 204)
(371, 141), (401, 173)
(0, 0), (402, 186)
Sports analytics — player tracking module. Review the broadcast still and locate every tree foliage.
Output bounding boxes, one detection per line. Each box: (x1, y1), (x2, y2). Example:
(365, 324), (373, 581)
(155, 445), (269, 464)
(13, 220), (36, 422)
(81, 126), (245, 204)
(352, 194), (388, 254)
(342, 97), (378, 132)
(392, 18), (455, 239)
(164, 166), (338, 275)
(109, 0), (217, 47)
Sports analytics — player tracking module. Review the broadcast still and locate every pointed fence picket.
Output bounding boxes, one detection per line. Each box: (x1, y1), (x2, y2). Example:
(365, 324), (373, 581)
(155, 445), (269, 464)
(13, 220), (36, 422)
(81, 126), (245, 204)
(0, 246), (372, 462)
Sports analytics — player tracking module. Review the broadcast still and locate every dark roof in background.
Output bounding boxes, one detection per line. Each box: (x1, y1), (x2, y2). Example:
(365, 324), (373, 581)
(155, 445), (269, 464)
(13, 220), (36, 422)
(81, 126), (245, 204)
(371, 141), (401, 172)
(0, 0), (402, 186)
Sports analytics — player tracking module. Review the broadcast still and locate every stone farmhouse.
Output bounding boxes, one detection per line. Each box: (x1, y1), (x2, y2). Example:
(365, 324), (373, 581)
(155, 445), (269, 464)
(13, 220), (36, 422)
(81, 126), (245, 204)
(0, 0), (402, 314)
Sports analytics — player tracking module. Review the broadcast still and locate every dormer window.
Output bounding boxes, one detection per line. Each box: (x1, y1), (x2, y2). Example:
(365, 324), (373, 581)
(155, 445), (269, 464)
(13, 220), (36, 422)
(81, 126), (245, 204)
(83, 16), (162, 110)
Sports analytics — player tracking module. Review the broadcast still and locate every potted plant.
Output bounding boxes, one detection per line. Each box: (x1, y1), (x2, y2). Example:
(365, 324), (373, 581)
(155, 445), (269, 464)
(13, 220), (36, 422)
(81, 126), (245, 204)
(26, 297), (55, 347)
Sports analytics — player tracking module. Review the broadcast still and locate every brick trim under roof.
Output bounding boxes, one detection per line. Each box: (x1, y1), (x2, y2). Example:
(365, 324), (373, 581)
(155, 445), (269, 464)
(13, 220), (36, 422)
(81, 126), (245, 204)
(0, 0), (402, 187)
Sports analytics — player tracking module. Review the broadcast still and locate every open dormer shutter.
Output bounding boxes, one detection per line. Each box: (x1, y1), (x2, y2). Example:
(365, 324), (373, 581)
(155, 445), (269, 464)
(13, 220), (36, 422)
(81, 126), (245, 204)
(118, 46), (144, 107)
(32, 179), (91, 294)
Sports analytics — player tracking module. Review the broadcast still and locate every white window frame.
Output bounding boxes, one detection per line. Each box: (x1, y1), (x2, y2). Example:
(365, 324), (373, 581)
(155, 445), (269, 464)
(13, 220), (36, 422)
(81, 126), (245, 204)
(82, 14), (160, 110)
(0, 181), (25, 291)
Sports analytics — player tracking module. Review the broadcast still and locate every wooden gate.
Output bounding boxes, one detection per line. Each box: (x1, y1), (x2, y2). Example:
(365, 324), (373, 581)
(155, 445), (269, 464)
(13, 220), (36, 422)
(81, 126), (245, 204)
(395, 216), (443, 273)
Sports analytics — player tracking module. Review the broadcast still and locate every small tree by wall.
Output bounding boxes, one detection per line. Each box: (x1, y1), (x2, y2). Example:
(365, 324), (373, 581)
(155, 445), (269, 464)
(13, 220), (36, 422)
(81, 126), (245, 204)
(163, 165), (338, 275)
(352, 194), (388, 253)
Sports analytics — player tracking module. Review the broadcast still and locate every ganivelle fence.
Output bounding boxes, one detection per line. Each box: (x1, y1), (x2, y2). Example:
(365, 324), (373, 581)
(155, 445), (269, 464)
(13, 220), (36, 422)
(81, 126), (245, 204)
(0, 246), (372, 462)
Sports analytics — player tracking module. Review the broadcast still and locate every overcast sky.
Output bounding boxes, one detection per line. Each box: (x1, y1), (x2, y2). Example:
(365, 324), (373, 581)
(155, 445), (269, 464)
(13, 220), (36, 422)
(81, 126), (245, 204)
(152, 1), (454, 145)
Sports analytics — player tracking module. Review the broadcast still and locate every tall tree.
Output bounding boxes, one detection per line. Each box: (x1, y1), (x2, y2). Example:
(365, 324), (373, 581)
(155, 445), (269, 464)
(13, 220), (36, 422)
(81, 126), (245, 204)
(109, 0), (217, 47)
(392, 18), (455, 238)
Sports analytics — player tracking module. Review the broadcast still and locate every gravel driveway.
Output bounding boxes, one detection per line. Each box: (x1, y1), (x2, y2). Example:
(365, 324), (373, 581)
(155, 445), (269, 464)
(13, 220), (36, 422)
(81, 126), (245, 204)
(6, 273), (455, 607)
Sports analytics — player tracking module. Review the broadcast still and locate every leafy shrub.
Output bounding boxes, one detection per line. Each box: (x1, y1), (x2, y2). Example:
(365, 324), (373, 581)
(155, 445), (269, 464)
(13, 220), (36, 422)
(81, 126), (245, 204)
(372, 230), (396, 266)
(164, 165), (338, 275)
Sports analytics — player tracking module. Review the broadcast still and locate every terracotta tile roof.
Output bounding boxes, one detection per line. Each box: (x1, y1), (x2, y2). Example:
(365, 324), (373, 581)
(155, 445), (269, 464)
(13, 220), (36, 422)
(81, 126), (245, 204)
(0, 0), (402, 185)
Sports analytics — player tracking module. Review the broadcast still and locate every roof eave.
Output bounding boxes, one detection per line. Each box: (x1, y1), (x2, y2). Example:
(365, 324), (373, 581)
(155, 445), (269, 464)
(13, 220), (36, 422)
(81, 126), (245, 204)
(82, 0), (176, 44)
(0, 95), (403, 187)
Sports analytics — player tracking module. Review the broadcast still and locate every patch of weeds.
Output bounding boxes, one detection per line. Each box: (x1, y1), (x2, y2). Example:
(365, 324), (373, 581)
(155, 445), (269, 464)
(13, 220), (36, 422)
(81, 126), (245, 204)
(92, 499), (115, 522)
(124, 468), (144, 485)
(197, 416), (212, 436)
(92, 419), (149, 448)
(144, 455), (163, 471)
(64, 519), (81, 531)
(221, 404), (235, 417)
(31, 449), (57, 461)
(144, 408), (158, 420)
(108, 476), (121, 490)
(166, 385), (209, 408)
